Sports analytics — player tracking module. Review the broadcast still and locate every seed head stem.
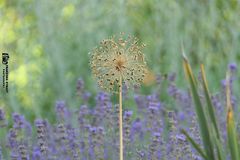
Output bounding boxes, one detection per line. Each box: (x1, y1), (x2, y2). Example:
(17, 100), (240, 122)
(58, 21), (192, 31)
(119, 76), (123, 160)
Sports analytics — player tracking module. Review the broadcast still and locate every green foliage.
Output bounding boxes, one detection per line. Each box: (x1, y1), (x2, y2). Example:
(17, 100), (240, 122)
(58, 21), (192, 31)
(1, 0), (240, 122)
(182, 57), (240, 160)
(182, 56), (215, 160)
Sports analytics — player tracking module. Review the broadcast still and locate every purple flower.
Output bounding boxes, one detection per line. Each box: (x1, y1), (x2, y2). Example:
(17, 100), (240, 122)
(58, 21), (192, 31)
(136, 150), (146, 159)
(149, 132), (161, 159)
(7, 128), (17, 149)
(55, 100), (70, 121)
(0, 71), (233, 160)
(148, 106), (158, 113)
(134, 94), (146, 110)
(132, 118), (142, 132)
(10, 152), (19, 160)
(90, 127), (97, 135)
(12, 113), (25, 129)
(0, 109), (5, 121)
(178, 111), (185, 121)
(228, 63), (237, 72)
(18, 142), (29, 160)
(0, 108), (6, 127)
(32, 146), (41, 160)
(168, 73), (176, 82)
(153, 132), (161, 138)
(82, 91), (91, 101)
(95, 91), (110, 106)
(76, 78), (84, 93)
(221, 79), (226, 88)
(131, 118), (144, 141)
(167, 84), (179, 97)
(124, 110), (133, 118)
(176, 134), (186, 141)
(156, 74), (162, 85)
(35, 119), (48, 156)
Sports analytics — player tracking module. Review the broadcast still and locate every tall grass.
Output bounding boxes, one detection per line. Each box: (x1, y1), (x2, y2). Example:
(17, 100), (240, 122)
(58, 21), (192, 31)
(182, 56), (240, 160)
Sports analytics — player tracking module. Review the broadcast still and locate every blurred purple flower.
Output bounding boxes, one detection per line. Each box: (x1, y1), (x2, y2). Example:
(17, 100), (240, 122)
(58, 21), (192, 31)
(7, 128), (17, 149)
(32, 146), (41, 160)
(0, 109), (5, 121)
(82, 91), (91, 102)
(12, 113), (25, 129)
(134, 94), (146, 110)
(55, 100), (70, 121)
(228, 63), (237, 72)
(0, 109), (6, 127)
(168, 73), (176, 82)
(124, 110), (133, 118)
(76, 78), (84, 93)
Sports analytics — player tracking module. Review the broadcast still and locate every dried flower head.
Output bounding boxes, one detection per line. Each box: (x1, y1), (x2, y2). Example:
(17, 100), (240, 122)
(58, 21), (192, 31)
(90, 33), (147, 92)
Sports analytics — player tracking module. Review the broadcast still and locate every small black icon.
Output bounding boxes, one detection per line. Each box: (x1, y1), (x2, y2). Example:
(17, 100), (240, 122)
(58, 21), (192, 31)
(2, 53), (9, 65)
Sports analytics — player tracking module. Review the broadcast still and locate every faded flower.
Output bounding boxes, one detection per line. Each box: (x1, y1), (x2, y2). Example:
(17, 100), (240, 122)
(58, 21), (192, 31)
(90, 34), (147, 92)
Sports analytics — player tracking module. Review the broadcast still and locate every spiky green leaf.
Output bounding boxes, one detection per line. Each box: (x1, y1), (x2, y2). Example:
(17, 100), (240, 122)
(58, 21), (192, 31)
(183, 57), (214, 160)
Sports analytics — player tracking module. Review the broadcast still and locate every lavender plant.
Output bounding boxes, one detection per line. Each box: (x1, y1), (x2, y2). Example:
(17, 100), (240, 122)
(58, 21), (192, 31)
(0, 58), (239, 159)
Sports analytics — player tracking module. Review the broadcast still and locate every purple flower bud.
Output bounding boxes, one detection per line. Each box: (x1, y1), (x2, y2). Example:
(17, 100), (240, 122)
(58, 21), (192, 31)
(149, 106), (158, 113)
(228, 63), (237, 72)
(35, 119), (45, 128)
(76, 78), (84, 92)
(221, 79), (226, 88)
(90, 127), (97, 135)
(0, 109), (5, 121)
(8, 128), (17, 149)
(10, 152), (19, 160)
(82, 91), (91, 101)
(23, 121), (33, 140)
(95, 91), (110, 105)
(0, 108), (6, 127)
(12, 113), (25, 129)
(153, 132), (161, 138)
(34, 119), (48, 156)
(32, 146), (41, 160)
(97, 126), (104, 133)
(134, 94), (146, 109)
(55, 100), (69, 120)
(124, 110), (133, 118)
(168, 73), (176, 82)
(156, 74), (162, 85)
(149, 101), (161, 110)
(178, 111), (185, 121)
(136, 150), (146, 159)
(132, 118), (142, 131)
(176, 134), (186, 141)
(18, 142), (29, 160)
(167, 84), (179, 97)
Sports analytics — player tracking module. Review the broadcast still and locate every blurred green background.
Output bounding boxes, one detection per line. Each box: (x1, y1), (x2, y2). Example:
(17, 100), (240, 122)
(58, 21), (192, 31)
(0, 0), (240, 122)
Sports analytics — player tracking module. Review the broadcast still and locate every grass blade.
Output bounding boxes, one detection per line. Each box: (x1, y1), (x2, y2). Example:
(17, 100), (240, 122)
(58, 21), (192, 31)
(200, 64), (221, 139)
(200, 64), (225, 160)
(181, 129), (207, 159)
(183, 57), (214, 160)
(226, 73), (240, 160)
(209, 122), (226, 160)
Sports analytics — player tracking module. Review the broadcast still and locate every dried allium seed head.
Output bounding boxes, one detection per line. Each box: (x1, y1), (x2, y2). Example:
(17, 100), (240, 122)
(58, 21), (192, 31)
(90, 33), (147, 92)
